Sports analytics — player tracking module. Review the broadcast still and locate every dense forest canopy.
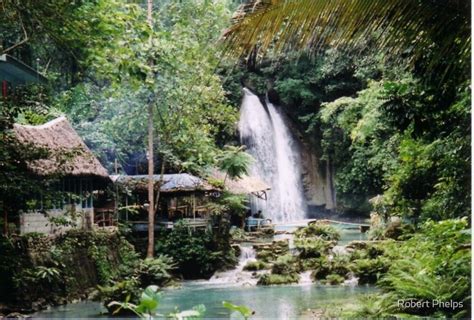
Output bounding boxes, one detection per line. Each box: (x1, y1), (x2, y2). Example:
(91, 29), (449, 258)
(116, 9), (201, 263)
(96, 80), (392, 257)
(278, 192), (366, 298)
(1, 0), (471, 221)
(0, 0), (471, 318)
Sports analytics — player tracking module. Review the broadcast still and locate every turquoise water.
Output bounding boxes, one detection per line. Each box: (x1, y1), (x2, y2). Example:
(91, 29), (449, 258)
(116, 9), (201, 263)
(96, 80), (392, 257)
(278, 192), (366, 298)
(274, 220), (368, 245)
(33, 221), (372, 319)
(34, 282), (375, 319)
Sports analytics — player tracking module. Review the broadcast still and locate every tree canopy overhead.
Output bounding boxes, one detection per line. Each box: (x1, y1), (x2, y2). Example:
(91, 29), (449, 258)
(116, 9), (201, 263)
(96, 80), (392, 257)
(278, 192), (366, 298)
(223, 0), (470, 80)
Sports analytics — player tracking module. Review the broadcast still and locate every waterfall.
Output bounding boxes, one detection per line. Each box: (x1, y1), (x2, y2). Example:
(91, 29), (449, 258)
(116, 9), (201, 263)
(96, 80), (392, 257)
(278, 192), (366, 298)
(208, 246), (258, 285)
(239, 88), (307, 223)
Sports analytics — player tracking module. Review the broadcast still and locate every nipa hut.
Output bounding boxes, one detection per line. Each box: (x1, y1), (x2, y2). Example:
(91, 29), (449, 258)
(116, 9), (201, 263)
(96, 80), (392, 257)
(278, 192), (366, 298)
(111, 173), (219, 229)
(13, 116), (111, 234)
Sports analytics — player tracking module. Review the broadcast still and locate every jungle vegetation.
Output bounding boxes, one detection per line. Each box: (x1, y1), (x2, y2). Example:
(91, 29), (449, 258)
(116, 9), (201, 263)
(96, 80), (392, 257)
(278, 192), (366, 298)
(0, 0), (471, 318)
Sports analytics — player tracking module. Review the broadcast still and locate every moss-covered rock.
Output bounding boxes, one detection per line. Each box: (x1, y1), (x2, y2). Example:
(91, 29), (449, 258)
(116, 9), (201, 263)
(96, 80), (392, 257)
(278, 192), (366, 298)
(349, 257), (390, 284)
(322, 274), (345, 285)
(257, 273), (300, 285)
(310, 257), (332, 280)
(0, 230), (142, 313)
(295, 238), (335, 259)
(295, 223), (341, 241)
(243, 260), (269, 271)
(254, 240), (289, 263)
(272, 254), (299, 275)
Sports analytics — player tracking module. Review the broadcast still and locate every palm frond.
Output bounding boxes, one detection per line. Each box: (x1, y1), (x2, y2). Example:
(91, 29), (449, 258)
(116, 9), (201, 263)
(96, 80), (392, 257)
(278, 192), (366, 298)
(223, 0), (470, 78)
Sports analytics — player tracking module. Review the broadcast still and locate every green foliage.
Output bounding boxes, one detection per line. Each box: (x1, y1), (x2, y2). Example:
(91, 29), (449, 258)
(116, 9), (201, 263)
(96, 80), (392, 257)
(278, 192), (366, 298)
(322, 274), (345, 285)
(155, 221), (237, 279)
(349, 219), (471, 318)
(349, 257), (390, 285)
(381, 219), (470, 317)
(257, 254), (300, 286)
(222, 301), (254, 320)
(0, 230), (143, 310)
(55, 0), (238, 174)
(243, 260), (268, 271)
(133, 256), (176, 288)
(294, 237), (334, 259)
(294, 223), (341, 241)
(347, 294), (398, 318)
(257, 273), (300, 286)
(98, 278), (142, 315)
(108, 285), (206, 319)
(225, 0), (470, 84)
(271, 254), (298, 275)
(254, 240), (290, 263)
(216, 145), (253, 180)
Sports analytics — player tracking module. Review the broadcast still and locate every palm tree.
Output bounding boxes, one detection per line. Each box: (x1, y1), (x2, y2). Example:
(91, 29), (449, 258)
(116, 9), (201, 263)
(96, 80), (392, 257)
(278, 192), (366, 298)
(222, 0), (470, 79)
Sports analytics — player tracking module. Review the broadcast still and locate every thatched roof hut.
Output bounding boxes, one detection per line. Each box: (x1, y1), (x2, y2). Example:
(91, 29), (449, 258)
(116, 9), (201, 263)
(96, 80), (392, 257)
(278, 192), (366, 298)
(210, 170), (270, 199)
(13, 116), (109, 179)
(111, 173), (216, 193)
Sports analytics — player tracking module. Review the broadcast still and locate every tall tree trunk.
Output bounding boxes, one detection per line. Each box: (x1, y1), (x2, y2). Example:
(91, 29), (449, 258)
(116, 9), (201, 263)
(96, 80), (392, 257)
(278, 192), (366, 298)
(146, 0), (155, 259)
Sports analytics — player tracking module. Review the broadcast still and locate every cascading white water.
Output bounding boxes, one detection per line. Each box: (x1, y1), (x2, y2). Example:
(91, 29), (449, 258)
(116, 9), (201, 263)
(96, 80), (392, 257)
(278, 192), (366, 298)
(208, 246), (258, 285)
(239, 88), (307, 222)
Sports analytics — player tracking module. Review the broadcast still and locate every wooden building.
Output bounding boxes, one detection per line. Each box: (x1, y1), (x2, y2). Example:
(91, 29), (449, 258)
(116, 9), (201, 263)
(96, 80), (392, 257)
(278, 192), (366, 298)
(111, 173), (217, 229)
(112, 171), (270, 230)
(13, 116), (111, 234)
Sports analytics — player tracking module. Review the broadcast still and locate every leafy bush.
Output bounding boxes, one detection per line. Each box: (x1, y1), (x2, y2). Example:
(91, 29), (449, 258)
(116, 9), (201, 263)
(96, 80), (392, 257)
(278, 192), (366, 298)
(349, 218), (471, 318)
(294, 223), (341, 241)
(254, 240), (290, 263)
(349, 257), (390, 284)
(379, 219), (471, 317)
(108, 285), (206, 319)
(155, 221), (237, 279)
(97, 278), (141, 314)
(271, 254), (298, 275)
(310, 257), (332, 280)
(294, 237), (335, 258)
(323, 274), (345, 285)
(257, 273), (299, 285)
(243, 260), (268, 271)
(133, 256), (176, 287)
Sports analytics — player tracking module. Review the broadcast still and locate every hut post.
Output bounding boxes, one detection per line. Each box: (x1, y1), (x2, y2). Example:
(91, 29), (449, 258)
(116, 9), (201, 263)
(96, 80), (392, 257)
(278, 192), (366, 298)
(192, 194), (196, 220)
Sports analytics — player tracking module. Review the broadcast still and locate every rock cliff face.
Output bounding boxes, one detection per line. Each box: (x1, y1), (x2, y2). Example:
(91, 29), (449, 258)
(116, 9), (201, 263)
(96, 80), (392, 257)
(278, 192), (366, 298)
(299, 140), (336, 212)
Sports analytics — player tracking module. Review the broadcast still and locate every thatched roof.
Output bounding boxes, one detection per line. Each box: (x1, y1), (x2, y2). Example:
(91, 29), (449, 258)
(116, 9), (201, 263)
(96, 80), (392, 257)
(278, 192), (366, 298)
(210, 170), (270, 195)
(111, 173), (216, 193)
(13, 116), (109, 178)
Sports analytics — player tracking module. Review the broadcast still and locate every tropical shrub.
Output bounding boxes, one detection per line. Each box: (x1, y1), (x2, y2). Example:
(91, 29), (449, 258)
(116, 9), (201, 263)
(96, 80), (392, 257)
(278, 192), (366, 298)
(349, 257), (390, 284)
(132, 256), (176, 287)
(294, 223), (341, 241)
(257, 273), (299, 286)
(323, 274), (345, 285)
(243, 260), (268, 271)
(294, 237), (335, 259)
(108, 285), (206, 319)
(155, 221), (237, 279)
(310, 256), (332, 281)
(271, 254), (298, 275)
(349, 218), (471, 318)
(97, 278), (141, 315)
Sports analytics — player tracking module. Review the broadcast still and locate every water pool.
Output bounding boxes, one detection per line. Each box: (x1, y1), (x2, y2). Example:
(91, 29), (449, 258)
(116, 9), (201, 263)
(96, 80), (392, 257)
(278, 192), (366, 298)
(274, 220), (368, 245)
(33, 282), (375, 319)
